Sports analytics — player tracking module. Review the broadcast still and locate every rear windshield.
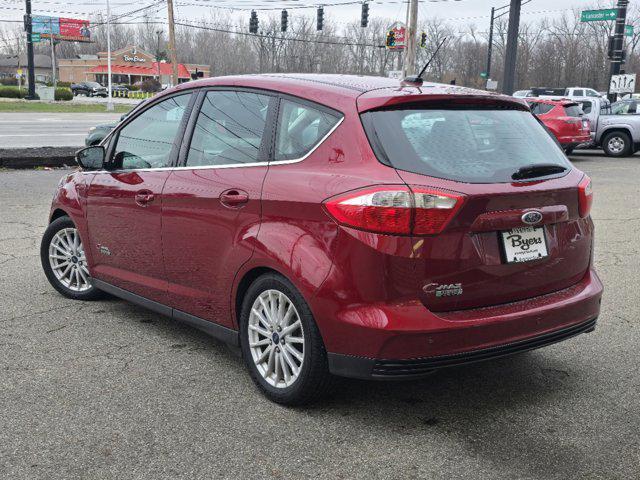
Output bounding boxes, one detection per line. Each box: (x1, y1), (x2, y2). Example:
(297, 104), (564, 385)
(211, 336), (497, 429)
(563, 105), (582, 117)
(361, 108), (571, 183)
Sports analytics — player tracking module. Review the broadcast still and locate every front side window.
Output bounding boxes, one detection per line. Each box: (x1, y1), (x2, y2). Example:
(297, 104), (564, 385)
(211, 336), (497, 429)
(186, 90), (271, 167)
(361, 107), (571, 184)
(112, 93), (191, 170)
(275, 99), (341, 161)
(586, 89), (600, 97)
(573, 89), (584, 97)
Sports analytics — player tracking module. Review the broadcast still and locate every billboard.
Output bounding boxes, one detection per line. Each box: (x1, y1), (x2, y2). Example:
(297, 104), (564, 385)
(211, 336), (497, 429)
(31, 15), (91, 42)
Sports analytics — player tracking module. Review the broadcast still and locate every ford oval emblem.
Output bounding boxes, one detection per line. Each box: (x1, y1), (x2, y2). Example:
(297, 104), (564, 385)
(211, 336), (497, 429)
(522, 211), (543, 225)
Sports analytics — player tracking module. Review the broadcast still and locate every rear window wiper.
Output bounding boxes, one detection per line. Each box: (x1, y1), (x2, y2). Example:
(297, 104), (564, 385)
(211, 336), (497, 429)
(512, 163), (567, 180)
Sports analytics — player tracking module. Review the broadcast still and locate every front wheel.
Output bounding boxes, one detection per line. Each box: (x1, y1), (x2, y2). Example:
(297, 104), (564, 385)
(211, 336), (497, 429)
(602, 131), (633, 157)
(40, 216), (103, 300)
(239, 273), (334, 405)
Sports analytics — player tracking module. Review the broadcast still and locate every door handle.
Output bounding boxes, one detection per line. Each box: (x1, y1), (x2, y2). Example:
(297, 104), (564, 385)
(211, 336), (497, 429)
(135, 190), (155, 207)
(220, 189), (249, 208)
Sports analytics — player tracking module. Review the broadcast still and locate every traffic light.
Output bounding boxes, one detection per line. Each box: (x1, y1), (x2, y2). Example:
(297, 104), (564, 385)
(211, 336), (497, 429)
(361, 3), (369, 28)
(420, 32), (427, 48)
(249, 10), (258, 34)
(281, 9), (288, 32)
(317, 7), (324, 31)
(385, 30), (395, 48)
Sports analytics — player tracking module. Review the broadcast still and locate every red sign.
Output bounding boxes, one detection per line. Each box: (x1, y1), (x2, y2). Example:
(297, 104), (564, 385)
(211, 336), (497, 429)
(59, 18), (91, 42)
(387, 22), (406, 50)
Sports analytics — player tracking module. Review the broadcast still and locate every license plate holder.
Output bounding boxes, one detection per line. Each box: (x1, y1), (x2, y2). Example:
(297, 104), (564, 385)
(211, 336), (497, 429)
(500, 226), (548, 264)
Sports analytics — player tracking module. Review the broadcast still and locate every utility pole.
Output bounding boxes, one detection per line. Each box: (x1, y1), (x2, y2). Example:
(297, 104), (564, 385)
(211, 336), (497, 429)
(24, 0), (36, 100)
(608, 0), (629, 102)
(486, 7), (496, 79)
(403, 0), (419, 77)
(156, 30), (162, 80)
(106, 0), (113, 111)
(49, 18), (57, 89)
(167, 0), (179, 87)
(502, 0), (522, 95)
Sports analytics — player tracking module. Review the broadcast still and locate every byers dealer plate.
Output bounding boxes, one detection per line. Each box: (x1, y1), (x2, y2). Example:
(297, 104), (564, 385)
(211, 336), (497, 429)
(500, 226), (549, 263)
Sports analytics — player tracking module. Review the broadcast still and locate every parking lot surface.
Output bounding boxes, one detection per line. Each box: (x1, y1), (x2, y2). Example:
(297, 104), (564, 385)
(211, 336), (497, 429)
(0, 151), (638, 479)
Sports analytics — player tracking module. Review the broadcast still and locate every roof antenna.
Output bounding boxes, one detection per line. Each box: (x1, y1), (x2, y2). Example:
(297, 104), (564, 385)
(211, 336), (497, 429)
(401, 37), (448, 87)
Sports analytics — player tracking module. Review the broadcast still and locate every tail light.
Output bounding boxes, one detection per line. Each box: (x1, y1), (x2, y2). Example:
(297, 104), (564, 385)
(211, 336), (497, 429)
(323, 186), (464, 235)
(582, 118), (590, 131)
(578, 176), (593, 217)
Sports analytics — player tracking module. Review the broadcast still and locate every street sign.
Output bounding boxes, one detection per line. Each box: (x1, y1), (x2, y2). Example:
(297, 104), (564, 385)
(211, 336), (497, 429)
(610, 73), (636, 94)
(386, 22), (406, 50)
(480, 72), (488, 78)
(17, 69), (22, 75)
(486, 79), (498, 91)
(580, 9), (618, 22)
(626, 25), (634, 37)
(387, 70), (403, 80)
(29, 33), (41, 43)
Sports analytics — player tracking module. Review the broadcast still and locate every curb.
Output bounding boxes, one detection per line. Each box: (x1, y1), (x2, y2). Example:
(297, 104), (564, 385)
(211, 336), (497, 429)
(0, 147), (78, 169)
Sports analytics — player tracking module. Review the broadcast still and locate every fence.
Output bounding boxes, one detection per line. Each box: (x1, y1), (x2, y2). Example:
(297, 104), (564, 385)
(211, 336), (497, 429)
(112, 90), (156, 99)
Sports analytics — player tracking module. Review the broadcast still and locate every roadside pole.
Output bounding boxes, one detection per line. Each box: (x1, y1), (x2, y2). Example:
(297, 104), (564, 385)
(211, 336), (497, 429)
(403, 0), (419, 77)
(49, 18), (56, 90)
(485, 7), (495, 79)
(106, 0), (113, 111)
(24, 0), (36, 100)
(608, 0), (630, 102)
(502, 0), (522, 95)
(167, 0), (179, 87)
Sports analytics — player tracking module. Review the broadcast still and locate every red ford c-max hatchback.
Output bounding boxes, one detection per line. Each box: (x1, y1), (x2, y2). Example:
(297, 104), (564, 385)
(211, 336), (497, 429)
(41, 74), (602, 405)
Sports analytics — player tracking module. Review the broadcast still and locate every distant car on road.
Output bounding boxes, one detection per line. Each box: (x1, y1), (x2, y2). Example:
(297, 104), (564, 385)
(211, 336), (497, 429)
(84, 99), (150, 146)
(42, 74), (602, 405)
(527, 98), (591, 154)
(512, 90), (533, 98)
(71, 81), (108, 97)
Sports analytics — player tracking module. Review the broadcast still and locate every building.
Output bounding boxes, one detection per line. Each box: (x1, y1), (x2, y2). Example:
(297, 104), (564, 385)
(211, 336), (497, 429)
(58, 45), (209, 86)
(0, 54), (53, 83)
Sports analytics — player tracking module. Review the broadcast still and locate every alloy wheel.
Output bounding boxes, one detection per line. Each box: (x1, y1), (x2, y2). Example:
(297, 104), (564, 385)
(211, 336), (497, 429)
(48, 227), (91, 292)
(247, 289), (305, 388)
(607, 136), (625, 154)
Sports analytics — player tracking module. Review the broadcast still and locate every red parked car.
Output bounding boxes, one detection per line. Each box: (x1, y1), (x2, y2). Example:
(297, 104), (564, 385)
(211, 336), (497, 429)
(41, 75), (602, 405)
(527, 98), (591, 154)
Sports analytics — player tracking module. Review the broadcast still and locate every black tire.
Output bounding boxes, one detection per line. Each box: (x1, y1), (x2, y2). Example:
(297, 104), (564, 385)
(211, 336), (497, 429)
(239, 273), (335, 405)
(602, 131), (633, 157)
(564, 146), (574, 155)
(40, 216), (104, 301)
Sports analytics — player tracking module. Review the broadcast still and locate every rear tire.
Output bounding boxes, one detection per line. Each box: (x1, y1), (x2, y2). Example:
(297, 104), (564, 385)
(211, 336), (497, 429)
(602, 131), (632, 157)
(40, 216), (103, 301)
(239, 273), (335, 405)
(564, 146), (575, 155)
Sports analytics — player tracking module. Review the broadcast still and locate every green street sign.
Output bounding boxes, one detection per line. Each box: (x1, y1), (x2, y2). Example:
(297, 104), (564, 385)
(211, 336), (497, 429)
(480, 72), (488, 78)
(29, 33), (41, 43)
(626, 25), (634, 37)
(581, 9), (618, 22)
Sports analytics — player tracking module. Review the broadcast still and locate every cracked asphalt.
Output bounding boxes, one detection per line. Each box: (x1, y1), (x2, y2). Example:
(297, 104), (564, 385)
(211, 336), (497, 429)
(1, 151), (638, 479)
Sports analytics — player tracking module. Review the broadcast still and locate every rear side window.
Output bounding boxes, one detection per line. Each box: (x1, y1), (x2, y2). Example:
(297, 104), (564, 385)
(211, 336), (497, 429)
(186, 90), (272, 166)
(275, 99), (341, 161)
(563, 105), (582, 117)
(573, 89), (584, 96)
(529, 103), (553, 115)
(361, 107), (571, 184)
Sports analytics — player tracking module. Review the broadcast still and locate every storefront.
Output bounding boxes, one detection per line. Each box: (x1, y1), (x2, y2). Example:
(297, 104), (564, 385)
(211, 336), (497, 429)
(58, 45), (209, 86)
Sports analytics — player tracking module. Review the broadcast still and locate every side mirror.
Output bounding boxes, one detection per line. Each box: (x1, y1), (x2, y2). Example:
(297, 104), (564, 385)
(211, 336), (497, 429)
(75, 146), (105, 170)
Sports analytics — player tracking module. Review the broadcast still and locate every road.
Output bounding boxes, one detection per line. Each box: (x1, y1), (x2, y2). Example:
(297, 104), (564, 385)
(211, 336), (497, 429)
(0, 112), (122, 148)
(0, 151), (638, 479)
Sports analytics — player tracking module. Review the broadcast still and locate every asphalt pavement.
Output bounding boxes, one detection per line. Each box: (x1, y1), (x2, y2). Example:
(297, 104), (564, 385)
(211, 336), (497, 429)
(0, 151), (638, 479)
(0, 112), (122, 148)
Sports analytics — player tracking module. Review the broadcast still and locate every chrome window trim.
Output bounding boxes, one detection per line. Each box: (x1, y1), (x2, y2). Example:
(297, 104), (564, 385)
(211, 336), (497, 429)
(94, 115), (344, 174)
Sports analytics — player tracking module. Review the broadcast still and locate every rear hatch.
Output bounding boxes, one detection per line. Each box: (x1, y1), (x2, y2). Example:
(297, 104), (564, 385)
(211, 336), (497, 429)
(359, 94), (592, 312)
(561, 103), (590, 137)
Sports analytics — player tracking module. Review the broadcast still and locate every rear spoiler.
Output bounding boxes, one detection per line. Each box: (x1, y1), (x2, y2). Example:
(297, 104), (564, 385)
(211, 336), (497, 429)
(357, 92), (530, 113)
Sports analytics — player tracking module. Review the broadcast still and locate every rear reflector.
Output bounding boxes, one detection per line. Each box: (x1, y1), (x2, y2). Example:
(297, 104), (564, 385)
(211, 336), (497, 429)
(578, 176), (593, 218)
(324, 186), (464, 235)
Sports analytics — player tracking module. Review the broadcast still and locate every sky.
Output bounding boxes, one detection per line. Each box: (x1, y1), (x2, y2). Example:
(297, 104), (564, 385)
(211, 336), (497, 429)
(0, 0), (614, 32)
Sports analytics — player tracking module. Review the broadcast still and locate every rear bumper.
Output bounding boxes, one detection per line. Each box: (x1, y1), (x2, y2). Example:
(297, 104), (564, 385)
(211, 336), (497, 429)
(325, 269), (603, 379)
